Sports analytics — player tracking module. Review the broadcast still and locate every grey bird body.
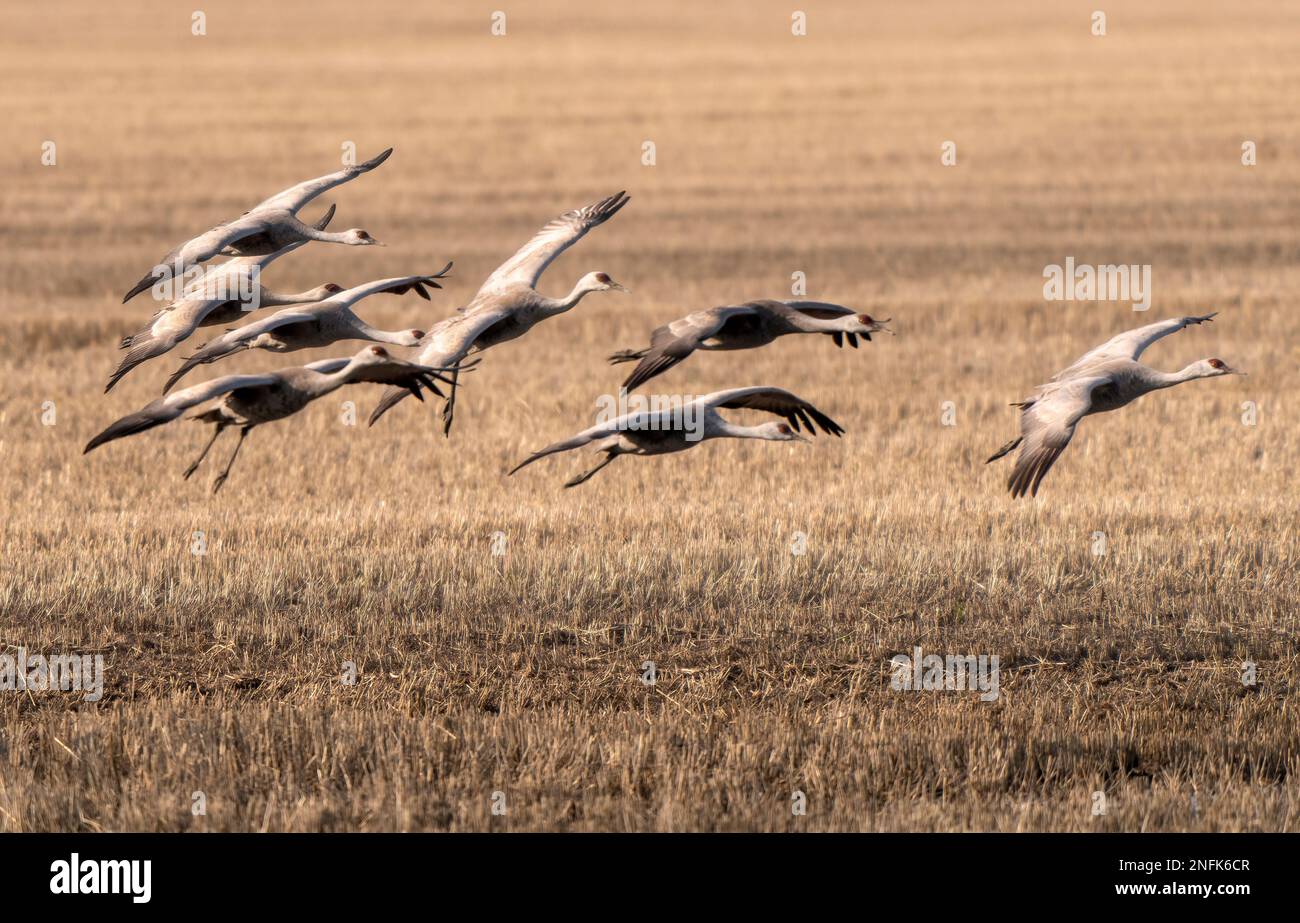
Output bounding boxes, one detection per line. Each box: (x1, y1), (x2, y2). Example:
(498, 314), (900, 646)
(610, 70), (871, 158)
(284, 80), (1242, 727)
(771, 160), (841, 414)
(162, 270), (448, 392)
(509, 386), (843, 487)
(86, 346), (459, 493)
(121, 149), (393, 303)
(106, 213), (345, 392)
(987, 314), (1244, 498)
(368, 191), (631, 432)
(609, 300), (891, 392)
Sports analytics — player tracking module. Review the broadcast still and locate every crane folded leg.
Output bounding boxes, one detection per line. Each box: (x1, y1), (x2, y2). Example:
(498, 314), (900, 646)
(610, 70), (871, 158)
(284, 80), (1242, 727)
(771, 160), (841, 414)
(183, 422), (229, 480)
(561, 444), (626, 488)
(441, 361), (462, 436)
(563, 452), (620, 488)
(211, 426), (251, 494)
(985, 436), (1022, 464)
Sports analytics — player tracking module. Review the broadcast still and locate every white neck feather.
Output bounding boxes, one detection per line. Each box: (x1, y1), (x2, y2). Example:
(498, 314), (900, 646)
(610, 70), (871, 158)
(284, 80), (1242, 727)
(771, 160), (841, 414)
(262, 288), (319, 306)
(540, 279), (599, 316)
(303, 226), (357, 245)
(1151, 363), (1216, 389)
(709, 419), (774, 441)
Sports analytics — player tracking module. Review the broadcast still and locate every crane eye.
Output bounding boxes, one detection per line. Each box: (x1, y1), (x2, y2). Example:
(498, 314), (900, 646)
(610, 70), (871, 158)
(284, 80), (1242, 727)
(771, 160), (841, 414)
(369, 346), (387, 357)
(1209, 358), (1225, 369)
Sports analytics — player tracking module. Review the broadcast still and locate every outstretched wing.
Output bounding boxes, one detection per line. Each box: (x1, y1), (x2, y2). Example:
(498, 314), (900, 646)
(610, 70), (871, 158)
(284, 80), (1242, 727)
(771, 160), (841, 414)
(302, 358), (351, 374)
(343, 355), (460, 404)
(250, 148), (394, 214)
(163, 308), (320, 392)
(166, 207), (336, 305)
(122, 214), (271, 303)
(123, 191), (341, 304)
(701, 386), (845, 436)
(1057, 314), (1217, 378)
(329, 266), (452, 307)
(84, 373), (277, 453)
(347, 358), (455, 388)
(367, 385), (416, 426)
(1004, 377), (1105, 498)
(212, 206), (336, 276)
(776, 301), (866, 347)
(476, 191), (629, 296)
(508, 425), (617, 476)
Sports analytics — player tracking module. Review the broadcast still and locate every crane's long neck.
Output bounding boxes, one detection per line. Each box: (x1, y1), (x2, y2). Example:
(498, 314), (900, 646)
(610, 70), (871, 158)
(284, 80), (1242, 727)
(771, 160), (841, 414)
(259, 287), (318, 307)
(538, 279), (597, 318)
(708, 418), (773, 441)
(1150, 363), (1214, 390)
(298, 223), (356, 245)
(788, 313), (857, 333)
(350, 319), (413, 345)
(304, 367), (356, 399)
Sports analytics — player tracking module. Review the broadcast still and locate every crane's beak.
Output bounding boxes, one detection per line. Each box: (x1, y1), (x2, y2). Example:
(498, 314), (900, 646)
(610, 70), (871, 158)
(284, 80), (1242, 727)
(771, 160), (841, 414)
(872, 318), (895, 336)
(610, 282), (629, 293)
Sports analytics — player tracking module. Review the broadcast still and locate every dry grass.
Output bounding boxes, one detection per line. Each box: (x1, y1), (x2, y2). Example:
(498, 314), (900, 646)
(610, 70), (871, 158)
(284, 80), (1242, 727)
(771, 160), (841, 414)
(1, 0), (1298, 831)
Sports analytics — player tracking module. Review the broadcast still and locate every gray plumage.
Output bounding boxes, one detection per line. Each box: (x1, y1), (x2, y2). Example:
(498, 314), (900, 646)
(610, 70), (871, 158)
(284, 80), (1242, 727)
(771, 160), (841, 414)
(121, 149), (392, 303)
(107, 211), (343, 392)
(368, 191), (631, 433)
(609, 300), (891, 392)
(85, 346), (460, 493)
(509, 386), (843, 487)
(986, 313), (1244, 498)
(162, 267), (450, 392)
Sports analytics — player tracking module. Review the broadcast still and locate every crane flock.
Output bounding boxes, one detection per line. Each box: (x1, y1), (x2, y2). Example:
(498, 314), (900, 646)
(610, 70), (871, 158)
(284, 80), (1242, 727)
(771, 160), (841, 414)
(84, 147), (1246, 497)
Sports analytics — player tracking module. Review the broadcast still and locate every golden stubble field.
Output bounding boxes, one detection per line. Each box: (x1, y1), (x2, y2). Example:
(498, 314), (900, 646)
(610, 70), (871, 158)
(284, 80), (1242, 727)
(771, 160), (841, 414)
(1, 0), (1297, 831)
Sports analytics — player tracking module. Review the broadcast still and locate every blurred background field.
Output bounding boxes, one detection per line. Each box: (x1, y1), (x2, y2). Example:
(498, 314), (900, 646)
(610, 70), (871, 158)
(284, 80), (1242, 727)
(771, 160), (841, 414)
(0, 0), (1297, 830)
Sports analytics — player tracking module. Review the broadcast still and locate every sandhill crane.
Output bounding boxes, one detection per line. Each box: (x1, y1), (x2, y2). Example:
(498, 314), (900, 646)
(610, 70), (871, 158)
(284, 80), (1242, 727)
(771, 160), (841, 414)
(987, 313), (1244, 498)
(122, 148), (394, 303)
(609, 300), (892, 391)
(509, 386), (843, 487)
(161, 268), (450, 392)
(106, 212), (345, 392)
(367, 191), (631, 434)
(85, 346), (461, 494)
